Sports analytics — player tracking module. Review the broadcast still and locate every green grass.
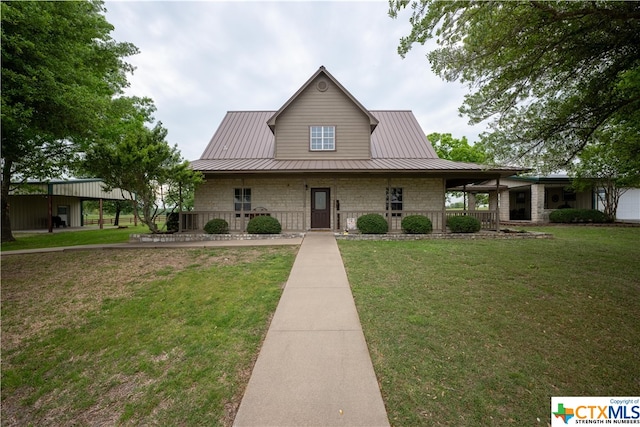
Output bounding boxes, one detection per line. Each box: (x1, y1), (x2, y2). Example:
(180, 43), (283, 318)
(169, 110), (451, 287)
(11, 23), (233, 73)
(1, 225), (148, 251)
(339, 226), (640, 426)
(1, 247), (297, 426)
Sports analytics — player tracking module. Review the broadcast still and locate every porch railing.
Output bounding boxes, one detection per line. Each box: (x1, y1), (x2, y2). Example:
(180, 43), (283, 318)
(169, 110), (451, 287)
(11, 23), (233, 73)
(179, 209), (498, 232)
(337, 210), (446, 232)
(445, 210), (497, 230)
(180, 210), (305, 232)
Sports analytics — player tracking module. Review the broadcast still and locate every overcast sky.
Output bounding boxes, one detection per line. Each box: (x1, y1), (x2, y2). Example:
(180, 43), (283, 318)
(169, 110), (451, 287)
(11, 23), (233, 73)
(104, 1), (486, 162)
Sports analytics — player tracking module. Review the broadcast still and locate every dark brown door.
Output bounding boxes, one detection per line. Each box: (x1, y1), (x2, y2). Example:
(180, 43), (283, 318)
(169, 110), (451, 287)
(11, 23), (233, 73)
(311, 188), (331, 229)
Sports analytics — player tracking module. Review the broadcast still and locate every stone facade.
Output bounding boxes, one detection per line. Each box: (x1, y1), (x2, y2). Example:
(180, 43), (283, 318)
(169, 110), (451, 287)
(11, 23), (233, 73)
(193, 175), (446, 231)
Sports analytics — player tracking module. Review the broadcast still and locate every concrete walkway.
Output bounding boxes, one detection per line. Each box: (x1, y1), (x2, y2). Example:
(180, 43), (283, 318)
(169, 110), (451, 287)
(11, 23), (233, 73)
(233, 232), (390, 427)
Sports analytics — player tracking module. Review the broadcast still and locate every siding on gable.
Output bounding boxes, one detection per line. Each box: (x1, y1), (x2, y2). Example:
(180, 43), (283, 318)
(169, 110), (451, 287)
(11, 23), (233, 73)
(274, 76), (372, 160)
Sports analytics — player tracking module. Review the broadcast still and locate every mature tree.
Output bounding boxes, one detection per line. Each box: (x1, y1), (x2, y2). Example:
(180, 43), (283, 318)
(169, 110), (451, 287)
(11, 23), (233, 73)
(571, 123), (640, 221)
(427, 132), (486, 164)
(81, 100), (203, 233)
(428, 132), (488, 206)
(1, 0), (138, 241)
(390, 1), (640, 172)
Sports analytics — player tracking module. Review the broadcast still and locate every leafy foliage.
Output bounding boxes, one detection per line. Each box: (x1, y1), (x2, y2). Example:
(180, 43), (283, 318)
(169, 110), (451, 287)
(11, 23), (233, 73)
(390, 1), (640, 171)
(428, 132), (488, 205)
(81, 99), (203, 233)
(1, 0), (138, 241)
(357, 214), (389, 234)
(401, 215), (433, 234)
(447, 215), (481, 233)
(549, 209), (610, 224)
(571, 125), (640, 220)
(427, 133), (486, 164)
(166, 213), (179, 232)
(246, 216), (282, 234)
(203, 218), (230, 234)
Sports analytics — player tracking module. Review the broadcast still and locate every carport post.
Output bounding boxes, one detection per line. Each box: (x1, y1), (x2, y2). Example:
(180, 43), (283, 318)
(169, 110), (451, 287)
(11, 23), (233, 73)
(99, 198), (104, 229)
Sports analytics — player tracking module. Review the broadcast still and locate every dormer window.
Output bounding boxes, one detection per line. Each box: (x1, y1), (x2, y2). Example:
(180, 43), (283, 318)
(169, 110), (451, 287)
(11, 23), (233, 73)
(310, 126), (335, 151)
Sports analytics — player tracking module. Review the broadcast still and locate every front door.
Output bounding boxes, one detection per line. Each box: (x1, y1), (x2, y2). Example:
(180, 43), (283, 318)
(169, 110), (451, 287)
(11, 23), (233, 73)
(311, 188), (331, 229)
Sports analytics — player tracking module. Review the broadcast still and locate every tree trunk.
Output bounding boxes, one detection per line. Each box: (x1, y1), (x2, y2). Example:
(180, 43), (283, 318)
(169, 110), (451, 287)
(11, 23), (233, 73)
(1, 160), (16, 242)
(133, 195), (159, 233)
(114, 203), (121, 226)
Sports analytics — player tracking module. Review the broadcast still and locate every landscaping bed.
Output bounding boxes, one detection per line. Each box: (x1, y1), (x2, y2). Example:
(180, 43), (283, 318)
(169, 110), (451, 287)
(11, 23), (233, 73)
(335, 229), (553, 240)
(129, 232), (305, 243)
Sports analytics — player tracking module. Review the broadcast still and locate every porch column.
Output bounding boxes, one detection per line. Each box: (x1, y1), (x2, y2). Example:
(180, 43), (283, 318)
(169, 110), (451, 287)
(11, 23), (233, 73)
(240, 178), (245, 232)
(442, 178), (447, 232)
(495, 176), (500, 231)
(468, 193), (477, 211)
(462, 184), (467, 211)
(386, 177), (392, 232)
(499, 189), (511, 222)
(531, 184), (546, 223)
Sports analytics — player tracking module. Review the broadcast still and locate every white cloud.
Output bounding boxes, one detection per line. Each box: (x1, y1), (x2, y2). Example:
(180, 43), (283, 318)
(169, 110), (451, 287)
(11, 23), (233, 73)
(105, 1), (488, 161)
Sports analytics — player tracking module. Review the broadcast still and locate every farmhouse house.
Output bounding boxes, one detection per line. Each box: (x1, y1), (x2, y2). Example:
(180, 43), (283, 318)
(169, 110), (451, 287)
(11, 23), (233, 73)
(187, 66), (523, 232)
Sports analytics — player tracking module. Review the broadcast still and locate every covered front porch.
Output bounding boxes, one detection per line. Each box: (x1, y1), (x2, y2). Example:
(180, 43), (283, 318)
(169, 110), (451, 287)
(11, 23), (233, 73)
(178, 208), (500, 233)
(180, 172), (506, 233)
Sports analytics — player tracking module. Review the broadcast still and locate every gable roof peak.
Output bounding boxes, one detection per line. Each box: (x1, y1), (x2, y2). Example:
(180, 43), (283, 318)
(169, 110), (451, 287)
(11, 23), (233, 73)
(267, 66), (378, 133)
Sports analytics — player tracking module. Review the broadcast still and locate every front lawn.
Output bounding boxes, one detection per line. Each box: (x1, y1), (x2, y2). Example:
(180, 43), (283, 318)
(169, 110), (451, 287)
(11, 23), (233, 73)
(1, 225), (149, 251)
(1, 246), (297, 426)
(339, 226), (640, 426)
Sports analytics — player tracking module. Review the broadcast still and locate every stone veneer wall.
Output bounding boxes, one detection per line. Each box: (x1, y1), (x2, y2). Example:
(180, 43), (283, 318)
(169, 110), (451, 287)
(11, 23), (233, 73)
(194, 175), (445, 230)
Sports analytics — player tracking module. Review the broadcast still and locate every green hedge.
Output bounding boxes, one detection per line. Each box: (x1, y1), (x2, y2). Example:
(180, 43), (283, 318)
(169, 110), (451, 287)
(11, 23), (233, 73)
(447, 215), (481, 233)
(549, 208), (610, 223)
(247, 216), (281, 234)
(204, 218), (229, 234)
(356, 214), (388, 234)
(401, 215), (433, 234)
(166, 212), (179, 232)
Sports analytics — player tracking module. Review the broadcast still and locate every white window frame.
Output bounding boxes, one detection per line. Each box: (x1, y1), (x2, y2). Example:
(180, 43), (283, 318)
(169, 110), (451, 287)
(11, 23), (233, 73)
(310, 126), (335, 151)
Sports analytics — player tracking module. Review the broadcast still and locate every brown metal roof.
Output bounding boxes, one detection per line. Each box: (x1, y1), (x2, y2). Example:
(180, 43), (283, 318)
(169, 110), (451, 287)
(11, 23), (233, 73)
(199, 111), (275, 160)
(369, 111), (438, 159)
(193, 109), (524, 177)
(198, 110), (439, 161)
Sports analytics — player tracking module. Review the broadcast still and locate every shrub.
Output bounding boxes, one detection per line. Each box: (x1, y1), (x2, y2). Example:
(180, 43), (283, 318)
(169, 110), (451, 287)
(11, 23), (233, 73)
(247, 215), (281, 234)
(549, 208), (610, 223)
(401, 215), (433, 234)
(166, 212), (179, 232)
(204, 218), (229, 234)
(356, 214), (388, 234)
(447, 215), (481, 233)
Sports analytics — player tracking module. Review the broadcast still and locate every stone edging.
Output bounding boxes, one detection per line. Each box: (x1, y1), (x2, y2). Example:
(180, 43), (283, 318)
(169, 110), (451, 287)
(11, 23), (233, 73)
(130, 230), (553, 243)
(334, 230), (553, 240)
(129, 233), (305, 243)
